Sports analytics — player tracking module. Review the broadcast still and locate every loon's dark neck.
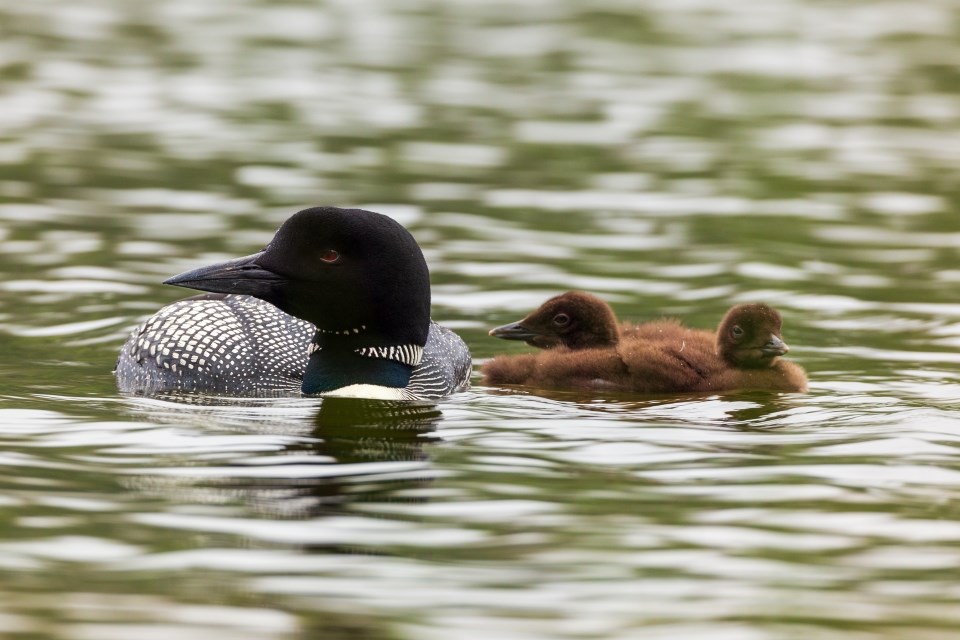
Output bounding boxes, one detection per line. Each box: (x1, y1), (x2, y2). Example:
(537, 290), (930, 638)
(301, 331), (420, 395)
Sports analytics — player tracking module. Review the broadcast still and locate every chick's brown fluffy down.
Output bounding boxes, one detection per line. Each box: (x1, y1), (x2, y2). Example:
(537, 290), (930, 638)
(482, 329), (807, 394)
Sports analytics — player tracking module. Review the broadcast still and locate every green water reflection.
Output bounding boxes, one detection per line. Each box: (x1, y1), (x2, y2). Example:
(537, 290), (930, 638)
(1, 0), (960, 638)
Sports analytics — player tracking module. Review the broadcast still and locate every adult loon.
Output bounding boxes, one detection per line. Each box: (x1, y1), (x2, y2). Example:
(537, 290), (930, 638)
(116, 206), (472, 400)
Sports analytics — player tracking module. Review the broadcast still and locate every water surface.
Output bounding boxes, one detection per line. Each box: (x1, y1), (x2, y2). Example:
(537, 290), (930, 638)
(2, 0), (960, 638)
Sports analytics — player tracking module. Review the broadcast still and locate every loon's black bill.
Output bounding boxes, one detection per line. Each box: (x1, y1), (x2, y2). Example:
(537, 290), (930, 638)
(489, 321), (540, 342)
(761, 335), (789, 357)
(163, 252), (285, 296)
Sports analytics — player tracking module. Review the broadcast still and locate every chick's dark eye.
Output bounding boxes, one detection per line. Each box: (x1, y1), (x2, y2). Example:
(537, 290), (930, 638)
(553, 313), (570, 326)
(320, 249), (340, 264)
(731, 325), (744, 338)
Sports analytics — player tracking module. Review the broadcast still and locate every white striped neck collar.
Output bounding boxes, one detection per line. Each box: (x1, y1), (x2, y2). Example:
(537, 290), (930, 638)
(307, 341), (424, 367)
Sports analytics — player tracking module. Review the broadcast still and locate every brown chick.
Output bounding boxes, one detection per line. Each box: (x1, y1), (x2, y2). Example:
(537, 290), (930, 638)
(488, 291), (620, 349)
(614, 302), (808, 393)
(488, 290), (703, 350)
(703, 302), (808, 392)
(483, 301), (807, 394)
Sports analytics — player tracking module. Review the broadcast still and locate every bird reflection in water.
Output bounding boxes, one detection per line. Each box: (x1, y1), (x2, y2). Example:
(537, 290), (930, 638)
(246, 398), (444, 522)
(122, 395), (444, 526)
(311, 396), (443, 462)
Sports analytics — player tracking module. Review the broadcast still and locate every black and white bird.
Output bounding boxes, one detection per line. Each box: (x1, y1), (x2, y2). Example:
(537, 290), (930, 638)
(115, 206), (472, 401)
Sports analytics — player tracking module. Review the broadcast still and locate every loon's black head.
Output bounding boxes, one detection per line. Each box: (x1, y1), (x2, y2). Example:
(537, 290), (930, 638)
(164, 207), (432, 350)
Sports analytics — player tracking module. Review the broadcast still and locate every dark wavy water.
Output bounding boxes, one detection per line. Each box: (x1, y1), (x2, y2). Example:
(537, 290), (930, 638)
(2, 0), (960, 638)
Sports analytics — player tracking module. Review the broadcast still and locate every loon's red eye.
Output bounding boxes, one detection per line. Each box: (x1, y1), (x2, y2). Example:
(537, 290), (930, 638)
(320, 249), (340, 263)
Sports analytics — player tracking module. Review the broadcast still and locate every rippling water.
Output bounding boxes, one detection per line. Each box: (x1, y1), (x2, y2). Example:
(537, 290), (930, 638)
(2, 0), (960, 638)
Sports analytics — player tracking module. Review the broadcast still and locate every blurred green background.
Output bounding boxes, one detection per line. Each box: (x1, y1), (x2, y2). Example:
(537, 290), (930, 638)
(1, 1), (960, 638)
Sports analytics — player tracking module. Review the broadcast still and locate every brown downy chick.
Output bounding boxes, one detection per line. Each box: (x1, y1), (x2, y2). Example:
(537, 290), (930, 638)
(488, 291), (620, 350)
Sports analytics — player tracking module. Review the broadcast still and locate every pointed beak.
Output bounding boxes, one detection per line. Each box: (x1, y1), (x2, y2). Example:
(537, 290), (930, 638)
(761, 335), (789, 357)
(163, 251), (286, 297)
(488, 320), (539, 342)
